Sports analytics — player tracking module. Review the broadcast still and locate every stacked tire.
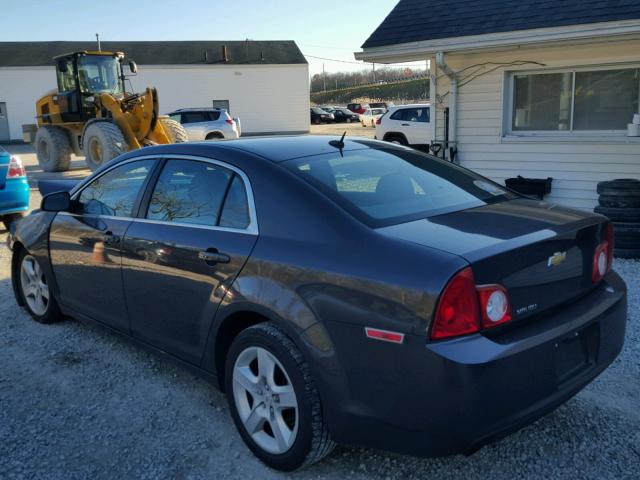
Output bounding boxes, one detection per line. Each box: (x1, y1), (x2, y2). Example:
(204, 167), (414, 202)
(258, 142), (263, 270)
(594, 179), (640, 258)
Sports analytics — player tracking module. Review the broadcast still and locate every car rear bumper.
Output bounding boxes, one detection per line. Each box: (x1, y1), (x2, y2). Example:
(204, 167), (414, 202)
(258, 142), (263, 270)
(0, 178), (30, 215)
(319, 271), (627, 457)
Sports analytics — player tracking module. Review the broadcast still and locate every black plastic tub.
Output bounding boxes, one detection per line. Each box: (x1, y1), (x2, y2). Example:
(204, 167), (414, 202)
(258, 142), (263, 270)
(505, 176), (553, 200)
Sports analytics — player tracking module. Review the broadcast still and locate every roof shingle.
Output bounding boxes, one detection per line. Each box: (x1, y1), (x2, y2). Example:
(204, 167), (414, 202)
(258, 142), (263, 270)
(0, 40), (307, 67)
(362, 0), (640, 48)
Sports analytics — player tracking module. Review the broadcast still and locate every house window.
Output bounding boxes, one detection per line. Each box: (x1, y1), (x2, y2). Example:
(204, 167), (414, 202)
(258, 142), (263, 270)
(510, 67), (640, 133)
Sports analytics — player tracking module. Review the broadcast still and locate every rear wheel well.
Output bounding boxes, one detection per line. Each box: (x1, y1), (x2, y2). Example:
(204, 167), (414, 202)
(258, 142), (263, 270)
(205, 131), (225, 140)
(383, 132), (408, 145)
(215, 311), (271, 390)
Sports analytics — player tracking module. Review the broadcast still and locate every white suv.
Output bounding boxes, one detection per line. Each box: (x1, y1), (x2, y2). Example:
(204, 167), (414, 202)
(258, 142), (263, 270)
(168, 108), (240, 141)
(375, 103), (431, 146)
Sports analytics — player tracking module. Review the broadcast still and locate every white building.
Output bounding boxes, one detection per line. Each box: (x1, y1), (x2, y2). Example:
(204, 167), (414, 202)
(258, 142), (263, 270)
(356, 1), (640, 210)
(0, 40), (309, 142)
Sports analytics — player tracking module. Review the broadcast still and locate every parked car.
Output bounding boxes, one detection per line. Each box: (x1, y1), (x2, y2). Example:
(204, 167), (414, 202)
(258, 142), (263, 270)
(376, 103), (431, 146)
(360, 107), (386, 127)
(310, 107), (334, 124)
(168, 108), (240, 141)
(347, 103), (366, 115)
(319, 106), (337, 113)
(330, 108), (361, 123)
(0, 147), (29, 230)
(9, 137), (626, 471)
(369, 102), (389, 110)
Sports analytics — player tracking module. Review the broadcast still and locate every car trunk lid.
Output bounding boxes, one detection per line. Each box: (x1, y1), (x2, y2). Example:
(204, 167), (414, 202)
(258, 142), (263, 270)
(378, 198), (607, 323)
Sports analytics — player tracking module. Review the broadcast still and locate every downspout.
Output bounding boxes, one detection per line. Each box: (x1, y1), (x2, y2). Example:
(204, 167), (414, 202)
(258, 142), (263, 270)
(436, 52), (457, 160)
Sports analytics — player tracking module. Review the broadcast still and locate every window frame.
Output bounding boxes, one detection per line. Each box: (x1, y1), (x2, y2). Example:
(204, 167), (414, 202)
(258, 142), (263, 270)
(504, 64), (640, 137)
(67, 154), (258, 235)
(69, 157), (159, 219)
(136, 155), (258, 235)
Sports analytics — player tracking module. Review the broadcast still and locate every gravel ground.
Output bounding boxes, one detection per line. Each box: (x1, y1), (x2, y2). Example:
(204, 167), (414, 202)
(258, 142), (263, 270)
(0, 222), (639, 479)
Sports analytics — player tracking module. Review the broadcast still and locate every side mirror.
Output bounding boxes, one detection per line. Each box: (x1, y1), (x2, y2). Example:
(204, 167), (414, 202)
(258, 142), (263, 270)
(129, 61), (138, 74)
(57, 60), (68, 73)
(41, 191), (71, 212)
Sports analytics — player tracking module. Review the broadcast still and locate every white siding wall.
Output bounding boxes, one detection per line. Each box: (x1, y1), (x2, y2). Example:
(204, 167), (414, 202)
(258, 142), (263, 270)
(431, 39), (640, 210)
(0, 63), (309, 141)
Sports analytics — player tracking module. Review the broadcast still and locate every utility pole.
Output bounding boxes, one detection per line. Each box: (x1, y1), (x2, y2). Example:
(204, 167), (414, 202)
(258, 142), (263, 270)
(96, 33), (101, 52)
(335, 78), (338, 90)
(322, 63), (326, 91)
(373, 62), (376, 83)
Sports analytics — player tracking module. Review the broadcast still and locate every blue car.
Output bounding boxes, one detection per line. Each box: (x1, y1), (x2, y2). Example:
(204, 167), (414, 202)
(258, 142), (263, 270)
(0, 146), (29, 229)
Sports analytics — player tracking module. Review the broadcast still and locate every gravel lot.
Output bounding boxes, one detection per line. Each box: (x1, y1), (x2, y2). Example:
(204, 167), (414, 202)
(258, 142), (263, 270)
(0, 145), (638, 479)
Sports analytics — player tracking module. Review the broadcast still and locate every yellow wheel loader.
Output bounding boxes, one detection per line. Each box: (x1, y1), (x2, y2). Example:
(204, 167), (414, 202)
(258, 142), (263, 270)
(28, 51), (188, 172)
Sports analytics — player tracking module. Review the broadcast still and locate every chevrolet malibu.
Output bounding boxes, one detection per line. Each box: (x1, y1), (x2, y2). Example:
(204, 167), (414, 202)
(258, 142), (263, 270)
(8, 136), (626, 471)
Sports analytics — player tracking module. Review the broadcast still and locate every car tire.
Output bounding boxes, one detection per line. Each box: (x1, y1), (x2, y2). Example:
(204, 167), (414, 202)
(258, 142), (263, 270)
(597, 179), (640, 197)
(35, 125), (72, 172)
(598, 194), (640, 208)
(83, 121), (127, 171)
(2, 213), (23, 231)
(205, 132), (225, 141)
(612, 222), (640, 249)
(16, 249), (63, 324)
(385, 134), (408, 146)
(594, 205), (640, 223)
(159, 118), (189, 143)
(614, 246), (640, 259)
(225, 323), (334, 471)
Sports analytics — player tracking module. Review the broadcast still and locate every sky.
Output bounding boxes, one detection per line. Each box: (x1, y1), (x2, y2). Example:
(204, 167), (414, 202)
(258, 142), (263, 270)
(0, 0), (424, 76)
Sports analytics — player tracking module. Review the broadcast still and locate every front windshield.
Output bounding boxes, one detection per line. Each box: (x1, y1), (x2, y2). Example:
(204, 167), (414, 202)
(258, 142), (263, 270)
(77, 56), (123, 95)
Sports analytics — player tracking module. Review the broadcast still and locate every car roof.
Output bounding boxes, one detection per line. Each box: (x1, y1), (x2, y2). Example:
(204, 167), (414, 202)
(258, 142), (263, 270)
(170, 108), (226, 113)
(389, 103), (430, 109)
(171, 135), (376, 163)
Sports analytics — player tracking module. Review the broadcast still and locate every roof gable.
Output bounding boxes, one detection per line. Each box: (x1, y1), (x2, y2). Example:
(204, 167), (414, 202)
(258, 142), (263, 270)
(0, 40), (307, 67)
(362, 0), (640, 48)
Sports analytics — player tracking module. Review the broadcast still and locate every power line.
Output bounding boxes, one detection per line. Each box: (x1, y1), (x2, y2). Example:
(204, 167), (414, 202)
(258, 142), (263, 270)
(303, 53), (428, 68)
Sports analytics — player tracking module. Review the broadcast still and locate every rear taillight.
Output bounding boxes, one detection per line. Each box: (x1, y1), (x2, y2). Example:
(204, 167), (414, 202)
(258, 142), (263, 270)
(431, 267), (480, 339)
(431, 267), (513, 340)
(376, 117), (382, 125)
(225, 119), (234, 125)
(592, 223), (613, 283)
(6, 155), (26, 179)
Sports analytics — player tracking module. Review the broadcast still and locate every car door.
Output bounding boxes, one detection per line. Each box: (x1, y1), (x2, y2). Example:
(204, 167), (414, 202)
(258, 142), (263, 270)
(121, 157), (258, 364)
(400, 107), (430, 145)
(180, 112), (209, 140)
(48, 158), (157, 331)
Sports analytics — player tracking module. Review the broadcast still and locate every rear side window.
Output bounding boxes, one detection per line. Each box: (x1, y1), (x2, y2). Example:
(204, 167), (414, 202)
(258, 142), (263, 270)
(77, 160), (154, 217)
(146, 159), (232, 226)
(181, 112), (208, 124)
(285, 148), (513, 227)
(391, 108), (430, 122)
(207, 111), (221, 121)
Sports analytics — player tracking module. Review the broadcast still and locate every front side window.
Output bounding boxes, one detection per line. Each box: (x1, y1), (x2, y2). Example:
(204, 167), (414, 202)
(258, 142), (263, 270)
(146, 159), (233, 227)
(56, 59), (76, 93)
(285, 147), (513, 227)
(77, 160), (154, 217)
(511, 68), (639, 132)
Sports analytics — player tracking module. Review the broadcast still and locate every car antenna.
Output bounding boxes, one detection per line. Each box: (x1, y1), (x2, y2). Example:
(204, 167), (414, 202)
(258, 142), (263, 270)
(329, 131), (347, 154)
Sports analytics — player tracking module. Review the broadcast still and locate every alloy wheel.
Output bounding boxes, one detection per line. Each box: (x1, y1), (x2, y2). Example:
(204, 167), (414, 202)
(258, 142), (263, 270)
(20, 255), (49, 316)
(232, 346), (299, 454)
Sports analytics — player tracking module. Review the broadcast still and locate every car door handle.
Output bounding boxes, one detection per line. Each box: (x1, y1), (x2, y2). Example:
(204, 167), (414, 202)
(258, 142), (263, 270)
(102, 232), (120, 245)
(198, 250), (230, 265)
(401, 123), (410, 126)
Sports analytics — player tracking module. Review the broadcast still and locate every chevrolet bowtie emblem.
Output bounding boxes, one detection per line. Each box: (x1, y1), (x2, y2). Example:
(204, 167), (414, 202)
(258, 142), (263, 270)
(547, 251), (567, 267)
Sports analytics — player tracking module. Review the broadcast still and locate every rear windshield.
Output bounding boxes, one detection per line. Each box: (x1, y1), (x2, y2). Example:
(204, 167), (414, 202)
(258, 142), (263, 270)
(284, 147), (515, 227)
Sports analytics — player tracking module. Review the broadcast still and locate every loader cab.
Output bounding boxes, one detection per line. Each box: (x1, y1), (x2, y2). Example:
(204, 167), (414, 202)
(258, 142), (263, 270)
(54, 51), (126, 122)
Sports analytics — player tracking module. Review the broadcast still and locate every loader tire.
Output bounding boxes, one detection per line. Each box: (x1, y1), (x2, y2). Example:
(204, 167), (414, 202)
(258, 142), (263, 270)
(83, 122), (127, 171)
(159, 118), (189, 143)
(35, 126), (72, 172)
(594, 205), (640, 223)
